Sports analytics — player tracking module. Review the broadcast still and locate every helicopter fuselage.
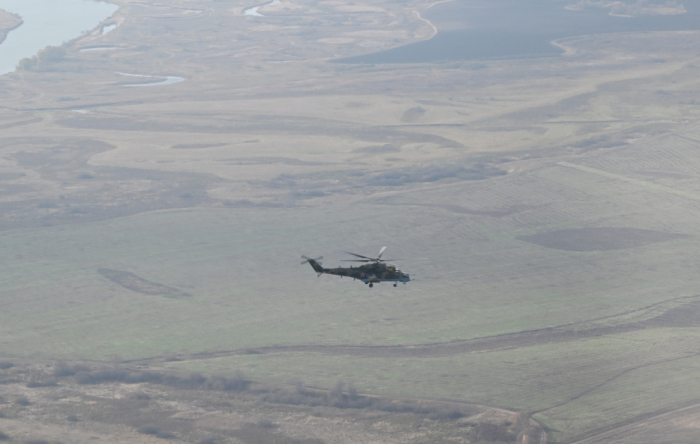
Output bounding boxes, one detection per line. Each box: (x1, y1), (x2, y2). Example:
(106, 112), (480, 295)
(305, 259), (410, 287)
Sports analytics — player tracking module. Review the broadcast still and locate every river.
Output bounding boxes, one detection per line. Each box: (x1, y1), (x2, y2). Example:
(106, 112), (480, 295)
(336, 0), (700, 64)
(0, 0), (118, 75)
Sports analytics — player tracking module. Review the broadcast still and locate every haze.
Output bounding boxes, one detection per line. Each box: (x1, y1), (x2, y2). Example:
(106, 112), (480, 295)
(0, 0), (700, 443)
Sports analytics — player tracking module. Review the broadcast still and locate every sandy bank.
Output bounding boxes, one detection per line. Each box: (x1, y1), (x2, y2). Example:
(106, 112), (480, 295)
(0, 8), (22, 45)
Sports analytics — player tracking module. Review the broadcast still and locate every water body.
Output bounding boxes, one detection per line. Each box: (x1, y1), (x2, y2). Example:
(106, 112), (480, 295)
(243, 0), (280, 17)
(101, 23), (117, 35)
(0, 0), (118, 75)
(116, 72), (184, 87)
(79, 45), (117, 52)
(336, 0), (700, 63)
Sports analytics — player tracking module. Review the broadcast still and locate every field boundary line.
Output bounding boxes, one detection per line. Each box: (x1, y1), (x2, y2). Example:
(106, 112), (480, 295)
(566, 400), (700, 444)
(534, 351), (700, 415)
(558, 162), (700, 202)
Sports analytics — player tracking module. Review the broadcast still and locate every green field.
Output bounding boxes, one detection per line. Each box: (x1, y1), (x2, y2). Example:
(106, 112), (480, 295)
(5, 146), (700, 441)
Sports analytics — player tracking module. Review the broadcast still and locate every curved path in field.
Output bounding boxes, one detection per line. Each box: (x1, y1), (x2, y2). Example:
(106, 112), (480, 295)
(569, 401), (700, 444)
(132, 295), (700, 363)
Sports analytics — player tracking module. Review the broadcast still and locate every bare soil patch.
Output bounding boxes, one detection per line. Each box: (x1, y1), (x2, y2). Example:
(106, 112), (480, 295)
(517, 227), (690, 251)
(97, 269), (190, 298)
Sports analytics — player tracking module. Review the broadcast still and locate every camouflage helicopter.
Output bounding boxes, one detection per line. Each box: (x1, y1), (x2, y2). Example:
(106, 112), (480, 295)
(301, 246), (410, 288)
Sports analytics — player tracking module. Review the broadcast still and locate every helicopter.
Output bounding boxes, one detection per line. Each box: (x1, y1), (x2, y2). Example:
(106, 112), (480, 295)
(301, 246), (410, 288)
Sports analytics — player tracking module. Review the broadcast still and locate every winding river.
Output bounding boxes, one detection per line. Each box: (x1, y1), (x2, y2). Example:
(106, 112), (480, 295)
(0, 0), (117, 75)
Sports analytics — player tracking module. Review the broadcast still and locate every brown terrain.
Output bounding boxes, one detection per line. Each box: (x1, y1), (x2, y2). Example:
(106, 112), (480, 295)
(0, 361), (545, 444)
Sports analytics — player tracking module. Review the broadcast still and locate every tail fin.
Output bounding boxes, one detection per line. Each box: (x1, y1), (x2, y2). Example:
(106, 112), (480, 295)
(301, 255), (325, 273)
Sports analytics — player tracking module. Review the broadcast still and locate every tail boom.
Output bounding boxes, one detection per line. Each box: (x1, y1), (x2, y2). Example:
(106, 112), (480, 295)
(301, 255), (325, 273)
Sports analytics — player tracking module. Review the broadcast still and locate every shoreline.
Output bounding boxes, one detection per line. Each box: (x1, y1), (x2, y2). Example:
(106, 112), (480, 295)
(550, 39), (576, 56)
(413, 0), (455, 40)
(0, 8), (23, 46)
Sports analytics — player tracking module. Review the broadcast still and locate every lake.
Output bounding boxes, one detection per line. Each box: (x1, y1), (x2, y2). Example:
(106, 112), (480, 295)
(0, 0), (118, 75)
(336, 0), (700, 63)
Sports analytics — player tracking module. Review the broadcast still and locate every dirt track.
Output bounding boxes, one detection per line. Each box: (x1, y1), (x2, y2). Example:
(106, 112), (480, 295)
(569, 402), (700, 444)
(118, 296), (700, 444)
(130, 295), (700, 363)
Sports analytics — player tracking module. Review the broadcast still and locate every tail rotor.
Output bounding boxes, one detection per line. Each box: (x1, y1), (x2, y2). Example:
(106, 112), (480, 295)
(301, 255), (323, 265)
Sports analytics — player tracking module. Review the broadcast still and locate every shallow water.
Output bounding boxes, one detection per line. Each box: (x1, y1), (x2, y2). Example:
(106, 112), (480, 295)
(79, 45), (117, 52)
(337, 0), (700, 63)
(243, 0), (280, 17)
(0, 0), (117, 75)
(116, 72), (184, 87)
(101, 23), (117, 34)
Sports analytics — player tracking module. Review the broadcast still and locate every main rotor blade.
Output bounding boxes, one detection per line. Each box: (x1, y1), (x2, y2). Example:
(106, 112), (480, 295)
(380, 258), (428, 262)
(332, 248), (373, 260)
(384, 257), (428, 262)
(377, 246), (387, 259)
(340, 259), (371, 262)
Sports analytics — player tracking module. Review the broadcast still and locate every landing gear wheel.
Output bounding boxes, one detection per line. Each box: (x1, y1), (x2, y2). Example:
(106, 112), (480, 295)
(393, 283), (397, 287)
(369, 283), (373, 288)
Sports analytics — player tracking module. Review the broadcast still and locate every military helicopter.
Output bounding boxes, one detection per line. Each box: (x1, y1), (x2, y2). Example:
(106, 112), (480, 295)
(301, 246), (410, 288)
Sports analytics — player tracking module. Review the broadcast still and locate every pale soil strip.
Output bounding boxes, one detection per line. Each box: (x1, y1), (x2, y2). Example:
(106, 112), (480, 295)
(558, 162), (700, 202)
(551, 39), (576, 56)
(413, 10), (437, 39)
(413, 0), (453, 40)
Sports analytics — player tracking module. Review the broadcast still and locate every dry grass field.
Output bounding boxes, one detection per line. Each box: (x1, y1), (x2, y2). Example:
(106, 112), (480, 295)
(2, 0), (700, 442)
(1, 361), (541, 444)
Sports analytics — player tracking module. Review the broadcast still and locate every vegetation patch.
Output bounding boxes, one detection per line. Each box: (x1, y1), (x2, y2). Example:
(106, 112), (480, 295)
(517, 227), (690, 251)
(0, 361), (530, 444)
(97, 269), (190, 298)
(232, 425), (324, 444)
(171, 143), (228, 149)
(16, 46), (66, 72)
(400, 106), (426, 123)
(364, 163), (506, 186)
(73, 366), (249, 392)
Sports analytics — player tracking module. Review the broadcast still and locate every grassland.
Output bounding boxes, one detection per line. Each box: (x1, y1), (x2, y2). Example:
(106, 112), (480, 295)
(2, 0), (700, 442)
